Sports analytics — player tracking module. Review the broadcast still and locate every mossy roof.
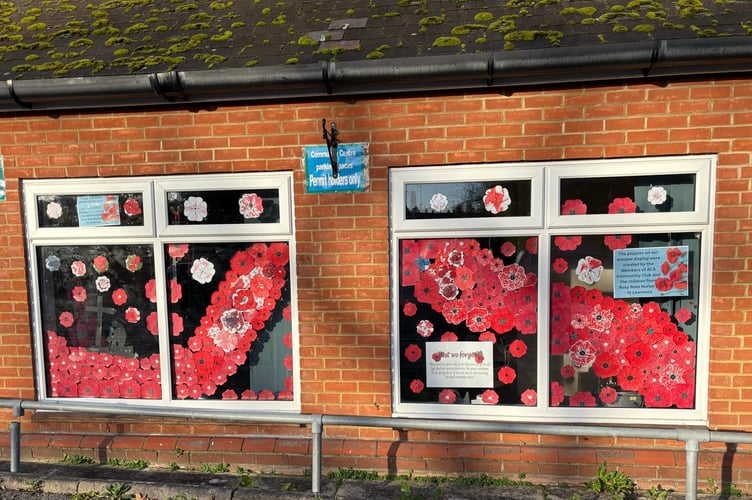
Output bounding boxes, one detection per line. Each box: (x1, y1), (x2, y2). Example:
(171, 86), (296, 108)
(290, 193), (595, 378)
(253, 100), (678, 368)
(0, 0), (751, 79)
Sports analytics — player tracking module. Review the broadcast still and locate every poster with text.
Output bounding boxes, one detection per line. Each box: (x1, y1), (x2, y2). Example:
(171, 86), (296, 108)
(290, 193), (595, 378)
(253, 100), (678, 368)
(425, 341), (493, 388)
(613, 245), (689, 298)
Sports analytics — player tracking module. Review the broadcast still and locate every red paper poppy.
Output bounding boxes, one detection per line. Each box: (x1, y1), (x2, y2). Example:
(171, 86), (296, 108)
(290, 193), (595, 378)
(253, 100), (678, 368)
(599, 386), (618, 405)
(482, 389), (499, 404)
(644, 385), (672, 408)
(222, 389), (239, 400)
(454, 266), (476, 290)
(554, 235), (582, 251)
(552, 258), (568, 273)
(120, 379), (141, 399)
(409, 379), (425, 394)
(569, 391), (596, 407)
(500, 241), (516, 257)
(124, 307), (140, 324)
(490, 307), (515, 334)
(525, 237), (538, 255)
(440, 331), (458, 342)
(608, 197), (636, 214)
(604, 234), (632, 250)
(71, 286), (87, 302)
(498, 263), (528, 291)
(438, 389), (457, 404)
(625, 340), (654, 366)
(112, 288), (128, 306)
(404, 344), (422, 363)
(403, 302), (417, 317)
(509, 339), (528, 358)
(466, 307), (491, 333)
(478, 331), (496, 342)
(497, 366), (517, 384)
(592, 352), (620, 379)
(59, 311), (74, 328)
(258, 389), (274, 401)
(561, 199), (587, 215)
(560, 365), (575, 378)
(441, 299), (467, 325)
(666, 247), (684, 263)
(521, 389), (537, 406)
(515, 309), (537, 335)
(550, 382), (564, 406)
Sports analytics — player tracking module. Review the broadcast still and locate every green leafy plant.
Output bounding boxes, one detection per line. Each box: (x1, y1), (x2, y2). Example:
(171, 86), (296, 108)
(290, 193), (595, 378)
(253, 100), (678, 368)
(104, 482), (133, 500)
(200, 462), (230, 473)
(646, 485), (670, 500)
(61, 453), (96, 465)
(705, 476), (719, 495)
(24, 479), (43, 492)
(238, 474), (257, 488)
(584, 462), (635, 499)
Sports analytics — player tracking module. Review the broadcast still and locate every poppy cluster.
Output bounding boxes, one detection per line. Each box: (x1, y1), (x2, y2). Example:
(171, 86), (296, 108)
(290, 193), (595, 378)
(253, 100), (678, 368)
(171, 242), (293, 400)
(47, 330), (162, 399)
(550, 283), (696, 408)
(401, 237), (538, 406)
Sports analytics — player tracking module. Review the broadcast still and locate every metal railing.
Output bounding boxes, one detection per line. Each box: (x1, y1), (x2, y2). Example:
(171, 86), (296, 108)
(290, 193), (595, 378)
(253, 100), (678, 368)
(2, 398), (752, 499)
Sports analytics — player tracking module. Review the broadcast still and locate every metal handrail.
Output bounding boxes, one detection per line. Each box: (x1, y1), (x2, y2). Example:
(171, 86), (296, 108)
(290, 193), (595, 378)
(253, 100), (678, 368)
(3, 398), (752, 499)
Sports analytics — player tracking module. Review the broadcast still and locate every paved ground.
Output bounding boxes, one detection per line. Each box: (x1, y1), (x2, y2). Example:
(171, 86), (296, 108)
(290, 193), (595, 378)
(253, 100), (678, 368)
(0, 461), (749, 499)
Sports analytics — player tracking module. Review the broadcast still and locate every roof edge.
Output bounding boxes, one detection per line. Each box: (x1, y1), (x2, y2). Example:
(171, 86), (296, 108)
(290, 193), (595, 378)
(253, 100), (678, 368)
(1, 36), (751, 114)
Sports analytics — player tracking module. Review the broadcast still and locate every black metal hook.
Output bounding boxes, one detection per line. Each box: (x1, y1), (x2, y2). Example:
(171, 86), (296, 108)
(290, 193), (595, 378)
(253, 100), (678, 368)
(322, 118), (339, 178)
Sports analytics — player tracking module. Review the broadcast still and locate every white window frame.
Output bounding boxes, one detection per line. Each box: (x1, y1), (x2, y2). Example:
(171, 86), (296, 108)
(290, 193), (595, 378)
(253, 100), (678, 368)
(390, 155), (715, 425)
(23, 172), (300, 412)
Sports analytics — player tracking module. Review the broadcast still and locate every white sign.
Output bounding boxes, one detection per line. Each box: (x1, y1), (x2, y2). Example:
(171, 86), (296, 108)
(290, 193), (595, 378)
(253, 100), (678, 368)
(425, 341), (493, 388)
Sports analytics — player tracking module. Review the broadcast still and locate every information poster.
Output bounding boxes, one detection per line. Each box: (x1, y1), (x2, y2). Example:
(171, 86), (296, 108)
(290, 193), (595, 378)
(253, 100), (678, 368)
(425, 341), (493, 388)
(613, 245), (689, 298)
(77, 195), (121, 227)
(305, 143), (369, 193)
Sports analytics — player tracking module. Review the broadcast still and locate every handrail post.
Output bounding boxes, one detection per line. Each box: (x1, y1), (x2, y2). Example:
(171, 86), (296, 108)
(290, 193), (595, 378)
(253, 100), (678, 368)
(311, 414), (323, 494)
(685, 438), (699, 500)
(10, 400), (24, 473)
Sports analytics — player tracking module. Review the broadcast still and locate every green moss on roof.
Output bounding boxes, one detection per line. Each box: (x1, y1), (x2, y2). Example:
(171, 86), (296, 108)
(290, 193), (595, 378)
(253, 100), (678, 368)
(0, 0), (749, 79)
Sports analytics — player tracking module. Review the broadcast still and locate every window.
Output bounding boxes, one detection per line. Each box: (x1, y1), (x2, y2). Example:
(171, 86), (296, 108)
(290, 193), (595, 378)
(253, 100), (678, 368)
(23, 173), (298, 411)
(390, 156), (714, 424)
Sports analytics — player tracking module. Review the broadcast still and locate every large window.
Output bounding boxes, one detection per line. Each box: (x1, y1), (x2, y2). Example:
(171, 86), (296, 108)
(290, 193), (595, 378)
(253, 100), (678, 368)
(390, 156), (714, 424)
(23, 173), (298, 411)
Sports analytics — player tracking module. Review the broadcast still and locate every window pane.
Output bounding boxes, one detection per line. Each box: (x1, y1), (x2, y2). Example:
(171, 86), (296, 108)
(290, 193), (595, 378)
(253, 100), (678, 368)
(405, 180), (532, 220)
(559, 174), (696, 215)
(166, 241), (293, 401)
(37, 244), (160, 399)
(36, 194), (145, 228)
(549, 232), (699, 409)
(166, 189), (281, 225)
(399, 237), (538, 406)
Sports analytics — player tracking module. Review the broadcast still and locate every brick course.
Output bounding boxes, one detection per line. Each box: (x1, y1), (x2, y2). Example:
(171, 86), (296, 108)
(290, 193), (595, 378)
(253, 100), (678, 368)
(0, 78), (751, 491)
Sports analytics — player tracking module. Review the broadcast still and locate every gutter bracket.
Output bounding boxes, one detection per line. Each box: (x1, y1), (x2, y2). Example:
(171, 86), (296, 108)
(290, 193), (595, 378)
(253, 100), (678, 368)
(322, 60), (335, 95)
(486, 52), (495, 86)
(6, 80), (31, 109)
(150, 71), (186, 102)
(643, 39), (667, 77)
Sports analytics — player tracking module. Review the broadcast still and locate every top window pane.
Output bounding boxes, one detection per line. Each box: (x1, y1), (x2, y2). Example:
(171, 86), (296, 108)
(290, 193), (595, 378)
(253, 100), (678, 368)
(559, 174), (696, 216)
(405, 180), (532, 220)
(166, 188), (281, 226)
(36, 193), (145, 228)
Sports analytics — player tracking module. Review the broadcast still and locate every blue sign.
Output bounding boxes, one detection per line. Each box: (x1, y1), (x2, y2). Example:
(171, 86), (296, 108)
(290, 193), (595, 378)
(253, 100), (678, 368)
(305, 143), (369, 193)
(613, 245), (689, 298)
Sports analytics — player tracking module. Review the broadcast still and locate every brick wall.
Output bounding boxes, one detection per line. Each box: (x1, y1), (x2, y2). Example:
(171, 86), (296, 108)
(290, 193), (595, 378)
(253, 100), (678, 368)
(1, 77), (751, 491)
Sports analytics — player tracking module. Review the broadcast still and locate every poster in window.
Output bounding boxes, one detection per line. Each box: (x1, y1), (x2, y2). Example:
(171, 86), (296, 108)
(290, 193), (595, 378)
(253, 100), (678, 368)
(613, 246), (689, 298)
(425, 341), (493, 388)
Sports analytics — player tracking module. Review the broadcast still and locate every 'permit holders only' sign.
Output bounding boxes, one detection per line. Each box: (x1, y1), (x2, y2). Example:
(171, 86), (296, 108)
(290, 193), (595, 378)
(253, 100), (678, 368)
(305, 143), (370, 193)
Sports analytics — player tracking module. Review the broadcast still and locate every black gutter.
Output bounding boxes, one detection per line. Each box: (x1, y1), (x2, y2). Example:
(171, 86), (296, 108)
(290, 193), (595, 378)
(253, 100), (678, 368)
(1, 36), (751, 113)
